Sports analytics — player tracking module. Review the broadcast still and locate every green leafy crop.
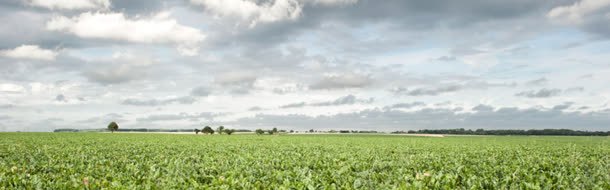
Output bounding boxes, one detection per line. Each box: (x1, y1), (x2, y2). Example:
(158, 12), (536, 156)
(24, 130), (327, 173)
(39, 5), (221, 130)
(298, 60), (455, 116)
(0, 133), (608, 189)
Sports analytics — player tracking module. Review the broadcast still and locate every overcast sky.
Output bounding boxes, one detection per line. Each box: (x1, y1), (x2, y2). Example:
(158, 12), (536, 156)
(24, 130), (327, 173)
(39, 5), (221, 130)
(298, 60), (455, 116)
(1, 0), (610, 132)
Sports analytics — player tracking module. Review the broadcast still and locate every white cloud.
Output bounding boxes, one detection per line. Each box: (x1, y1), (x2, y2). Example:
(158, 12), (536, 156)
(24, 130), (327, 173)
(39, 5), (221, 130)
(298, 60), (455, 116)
(191, 0), (302, 27)
(0, 45), (58, 61)
(0, 83), (25, 93)
(191, 0), (355, 27)
(46, 12), (206, 56)
(547, 0), (610, 23)
(26, 0), (110, 10)
(310, 73), (373, 90)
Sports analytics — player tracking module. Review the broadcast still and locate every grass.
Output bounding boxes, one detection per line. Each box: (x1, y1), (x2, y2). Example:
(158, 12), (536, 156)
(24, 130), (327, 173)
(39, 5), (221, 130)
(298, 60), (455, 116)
(0, 133), (608, 189)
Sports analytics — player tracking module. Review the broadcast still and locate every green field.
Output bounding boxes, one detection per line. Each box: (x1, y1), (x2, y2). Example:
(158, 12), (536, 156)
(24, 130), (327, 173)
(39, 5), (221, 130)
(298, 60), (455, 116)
(0, 133), (608, 189)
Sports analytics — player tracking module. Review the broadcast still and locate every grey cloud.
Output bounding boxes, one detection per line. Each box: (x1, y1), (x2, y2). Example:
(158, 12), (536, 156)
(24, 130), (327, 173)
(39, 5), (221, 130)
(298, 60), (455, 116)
(122, 96), (197, 106)
(83, 63), (149, 84)
(79, 113), (126, 124)
(565, 87), (584, 93)
(0, 115), (11, 120)
(310, 73), (372, 90)
(248, 106), (263, 111)
(136, 112), (220, 123)
(311, 94), (373, 106)
(190, 86), (211, 97)
(280, 102), (307, 109)
(0, 104), (14, 109)
(229, 104), (610, 131)
(383, 102), (426, 110)
(391, 85), (461, 96)
(55, 94), (66, 102)
(473, 104), (494, 112)
(279, 95), (373, 108)
(515, 88), (562, 98)
(391, 81), (516, 96)
(525, 77), (548, 86)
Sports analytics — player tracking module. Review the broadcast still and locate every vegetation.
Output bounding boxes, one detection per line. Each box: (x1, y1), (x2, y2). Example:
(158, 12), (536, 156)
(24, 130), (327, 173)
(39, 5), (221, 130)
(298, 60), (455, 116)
(107, 122), (119, 133)
(201, 126), (214, 134)
(225, 129), (235, 135)
(0, 133), (607, 189)
(217, 126), (224, 134)
(255, 129), (265, 135)
(392, 128), (610, 136)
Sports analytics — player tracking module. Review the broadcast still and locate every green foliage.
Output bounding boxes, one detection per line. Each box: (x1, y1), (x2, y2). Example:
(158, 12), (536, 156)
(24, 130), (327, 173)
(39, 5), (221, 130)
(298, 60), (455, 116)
(0, 133), (608, 189)
(202, 126), (214, 134)
(194, 129), (200, 134)
(107, 122), (118, 133)
(217, 126), (224, 134)
(255, 129), (264, 135)
(225, 129), (235, 135)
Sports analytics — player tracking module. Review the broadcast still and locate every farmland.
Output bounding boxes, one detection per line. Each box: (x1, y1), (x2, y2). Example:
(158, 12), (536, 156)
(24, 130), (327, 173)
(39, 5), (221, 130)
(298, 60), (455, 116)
(0, 133), (608, 189)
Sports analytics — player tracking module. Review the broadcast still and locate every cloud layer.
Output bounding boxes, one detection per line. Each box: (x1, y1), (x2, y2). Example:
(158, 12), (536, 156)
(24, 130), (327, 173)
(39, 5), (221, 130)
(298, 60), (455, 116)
(1, 0), (610, 131)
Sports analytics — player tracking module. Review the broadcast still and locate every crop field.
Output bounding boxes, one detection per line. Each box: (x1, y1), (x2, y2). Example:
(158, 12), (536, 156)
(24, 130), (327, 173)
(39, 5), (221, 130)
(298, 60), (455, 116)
(0, 133), (608, 189)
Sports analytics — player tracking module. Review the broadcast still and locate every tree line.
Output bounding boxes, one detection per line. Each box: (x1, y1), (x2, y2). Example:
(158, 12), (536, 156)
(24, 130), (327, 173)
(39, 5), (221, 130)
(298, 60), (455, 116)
(391, 128), (610, 136)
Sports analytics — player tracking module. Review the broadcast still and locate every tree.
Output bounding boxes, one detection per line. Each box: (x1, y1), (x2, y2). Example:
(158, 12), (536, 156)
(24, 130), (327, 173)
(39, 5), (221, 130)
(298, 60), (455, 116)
(255, 129), (265, 135)
(202, 126), (214, 134)
(217, 126), (225, 134)
(309, 129), (314, 133)
(267, 130), (274, 135)
(225, 129), (235, 135)
(272, 127), (278, 134)
(107, 121), (119, 133)
(289, 130), (294, 133)
(194, 129), (201, 134)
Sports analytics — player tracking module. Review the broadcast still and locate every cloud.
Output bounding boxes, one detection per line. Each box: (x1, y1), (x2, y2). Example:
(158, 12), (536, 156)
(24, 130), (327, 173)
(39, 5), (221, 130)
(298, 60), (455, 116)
(0, 45), (58, 61)
(248, 106), (263, 111)
(229, 105), (610, 131)
(82, 51), (154, 84)
(214, 71), (258, 94)
(310, 94), (373, 106)
(279, 102), (306, 108)
(214, 71), (257, 85)
(46, 12), (206, 56)
(547, 0), (610, 24)
(525, 77), (548, 86)
(122, 96), (197, 106)
(190, 86), (211, 97)
(547, 0), (610, 38)
(384, 102), (426, 110)
(26, 0), (110, 10)
(0, 83), (25, 94)
(55, 94), (67, 102)
(390, 85), (461, 96)
(192, 0), (302, 27)
(515, 88), (562, 98)
(310, 73), (372, 90)
(279, 95), (372, 108)
(136, 112), (219, 122)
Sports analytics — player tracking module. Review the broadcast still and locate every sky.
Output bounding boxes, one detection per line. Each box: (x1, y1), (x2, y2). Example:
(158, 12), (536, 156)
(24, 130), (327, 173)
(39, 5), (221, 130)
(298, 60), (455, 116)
(1, 0), (610, 132)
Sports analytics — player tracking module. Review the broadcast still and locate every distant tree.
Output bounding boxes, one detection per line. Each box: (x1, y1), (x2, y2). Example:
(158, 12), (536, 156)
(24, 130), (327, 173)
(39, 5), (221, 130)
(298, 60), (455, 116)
(194, 129), (201, 134)
(255, 129), (265, 135)
(202, 126), (214, 134)
(225, 129), (235, 135)
(107, 121), (119, 133)
(289, 130), (294, 133)
(267, 130), (274, 135)
(309, 129), (314, 133)
(272, 127), (278, 134)
(217, 126), (225, 134)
